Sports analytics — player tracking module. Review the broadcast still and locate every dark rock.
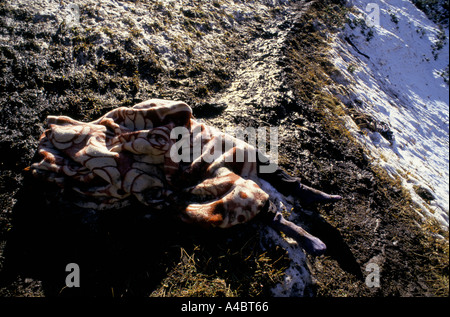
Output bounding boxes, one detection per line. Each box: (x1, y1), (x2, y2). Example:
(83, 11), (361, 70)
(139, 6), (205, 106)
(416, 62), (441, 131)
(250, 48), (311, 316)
(414, 185), (436, 201)
(192, 102), (227, 118)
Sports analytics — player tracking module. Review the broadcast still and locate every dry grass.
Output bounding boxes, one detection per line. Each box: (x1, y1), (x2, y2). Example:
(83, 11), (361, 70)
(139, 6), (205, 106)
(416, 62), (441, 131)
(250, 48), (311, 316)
(149, 225), (290, 297)
(284, 0), (448, 297)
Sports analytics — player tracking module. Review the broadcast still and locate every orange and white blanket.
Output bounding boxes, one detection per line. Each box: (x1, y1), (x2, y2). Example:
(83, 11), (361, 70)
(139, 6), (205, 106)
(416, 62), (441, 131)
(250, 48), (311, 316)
(30, 99), (272, 228)
(29, 99), (342, 255)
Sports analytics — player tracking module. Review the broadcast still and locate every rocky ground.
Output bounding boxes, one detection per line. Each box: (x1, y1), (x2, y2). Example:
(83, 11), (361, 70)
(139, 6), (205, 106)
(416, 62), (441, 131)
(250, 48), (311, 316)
(0, 0), (448, 297)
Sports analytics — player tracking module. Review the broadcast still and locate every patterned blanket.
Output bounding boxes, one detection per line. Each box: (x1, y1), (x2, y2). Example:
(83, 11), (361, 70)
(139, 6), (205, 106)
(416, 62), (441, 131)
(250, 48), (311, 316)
(29, 99), (275, 228)
(28, 99), (341, 255)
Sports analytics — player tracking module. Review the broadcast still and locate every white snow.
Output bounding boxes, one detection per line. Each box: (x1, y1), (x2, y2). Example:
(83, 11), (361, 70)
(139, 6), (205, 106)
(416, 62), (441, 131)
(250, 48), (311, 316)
(258, 179), (313, 297)
(329, 0), (449, 227)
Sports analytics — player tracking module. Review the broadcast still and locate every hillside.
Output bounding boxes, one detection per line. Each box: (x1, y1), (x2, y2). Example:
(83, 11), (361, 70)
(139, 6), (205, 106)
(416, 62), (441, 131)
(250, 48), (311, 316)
(0, 0), (448, 297)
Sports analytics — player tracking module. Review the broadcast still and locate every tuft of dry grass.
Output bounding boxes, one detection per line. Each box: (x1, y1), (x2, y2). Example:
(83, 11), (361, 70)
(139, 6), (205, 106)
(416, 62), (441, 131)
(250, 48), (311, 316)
(149, 225), (291, 297)
(150, 247), (237, 297)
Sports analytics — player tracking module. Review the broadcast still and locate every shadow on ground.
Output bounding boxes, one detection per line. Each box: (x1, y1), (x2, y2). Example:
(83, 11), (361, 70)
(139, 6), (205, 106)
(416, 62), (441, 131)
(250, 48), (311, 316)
(0, 172), (362, 297)
(295, 203), (364, 281)
(0, 174), (188, 296)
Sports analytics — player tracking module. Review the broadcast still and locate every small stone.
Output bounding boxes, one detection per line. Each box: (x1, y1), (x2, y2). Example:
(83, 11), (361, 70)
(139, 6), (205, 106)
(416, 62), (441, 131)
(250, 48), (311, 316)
(414, 185), (435, 202)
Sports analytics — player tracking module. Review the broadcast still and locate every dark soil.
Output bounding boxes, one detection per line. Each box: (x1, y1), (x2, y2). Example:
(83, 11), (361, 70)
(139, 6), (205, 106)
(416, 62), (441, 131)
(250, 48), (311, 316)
(0, 0), (448, 298)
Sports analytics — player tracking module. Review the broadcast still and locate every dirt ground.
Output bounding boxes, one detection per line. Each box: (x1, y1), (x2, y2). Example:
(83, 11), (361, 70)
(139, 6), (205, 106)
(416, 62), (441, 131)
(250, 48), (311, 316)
(0, 0), (448, 298)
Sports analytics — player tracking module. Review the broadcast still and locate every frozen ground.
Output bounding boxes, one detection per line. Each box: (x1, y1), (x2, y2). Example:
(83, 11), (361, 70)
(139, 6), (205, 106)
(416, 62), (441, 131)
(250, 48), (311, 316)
(1, 0), (447, 297)
(328, 0), (449, 227)
(1, 0), (315, 297)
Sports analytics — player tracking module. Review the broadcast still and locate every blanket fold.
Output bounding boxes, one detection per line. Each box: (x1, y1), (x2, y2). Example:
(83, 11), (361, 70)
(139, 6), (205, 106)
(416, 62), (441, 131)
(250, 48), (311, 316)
(30, 99), (270, 228)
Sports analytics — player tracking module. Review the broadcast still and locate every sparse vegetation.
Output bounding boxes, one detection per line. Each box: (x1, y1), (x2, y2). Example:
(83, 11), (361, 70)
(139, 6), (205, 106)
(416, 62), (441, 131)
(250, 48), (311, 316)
(346, 15), (375, 41)
(0, 0), (448, 298)
(432, 25), (448, 59)
(416, 26), (427, 38)
(284, 0), (448, 297)
(347, 64), (357, 74)
(438, 64), (449, 84)
(389, 10), (400, 24)
(0, 0), (295, 298)
(411, 0), (449, 27)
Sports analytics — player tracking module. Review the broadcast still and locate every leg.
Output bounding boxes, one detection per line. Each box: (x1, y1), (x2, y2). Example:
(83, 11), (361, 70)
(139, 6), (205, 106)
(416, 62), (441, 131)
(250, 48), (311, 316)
(293, 183), (342, 206)
(271, 212), (327, 256)
(257, 153), (342, 206)
(261, 201), (327, 256)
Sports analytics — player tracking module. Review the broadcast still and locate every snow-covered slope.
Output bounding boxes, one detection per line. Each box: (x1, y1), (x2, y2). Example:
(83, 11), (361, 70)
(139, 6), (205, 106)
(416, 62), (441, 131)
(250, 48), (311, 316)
(329, 0), (449, 227)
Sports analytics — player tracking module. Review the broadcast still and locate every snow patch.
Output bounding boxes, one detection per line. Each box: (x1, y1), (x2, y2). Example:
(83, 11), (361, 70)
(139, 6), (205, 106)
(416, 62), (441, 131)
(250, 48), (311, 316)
(330, 0), (449, 227)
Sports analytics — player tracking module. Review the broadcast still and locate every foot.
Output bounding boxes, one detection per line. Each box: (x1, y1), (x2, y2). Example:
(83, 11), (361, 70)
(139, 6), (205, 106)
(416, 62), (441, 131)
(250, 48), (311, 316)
(298, 234), (327, 256)
(269, 212), (327, 256)
(294, 184), (342, 206)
